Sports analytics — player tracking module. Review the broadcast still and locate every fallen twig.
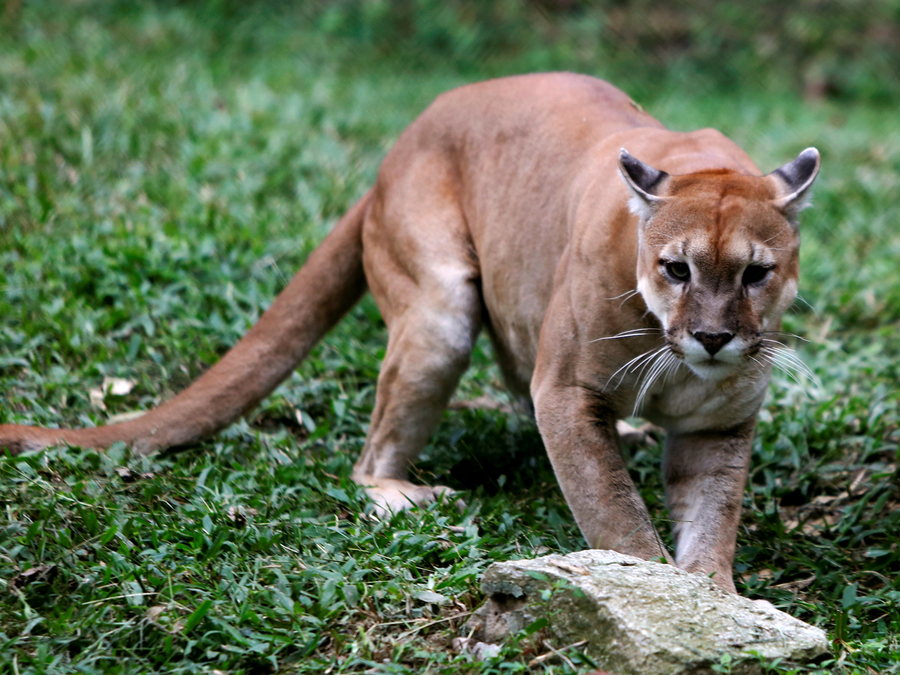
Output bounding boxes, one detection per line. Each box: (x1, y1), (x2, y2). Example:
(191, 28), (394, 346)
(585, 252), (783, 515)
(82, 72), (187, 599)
(527, 639), (588, 667)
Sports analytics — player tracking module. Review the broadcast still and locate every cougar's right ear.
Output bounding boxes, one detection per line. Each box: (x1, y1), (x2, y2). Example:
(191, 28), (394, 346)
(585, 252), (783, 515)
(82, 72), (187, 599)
(617, 149), (669, 222)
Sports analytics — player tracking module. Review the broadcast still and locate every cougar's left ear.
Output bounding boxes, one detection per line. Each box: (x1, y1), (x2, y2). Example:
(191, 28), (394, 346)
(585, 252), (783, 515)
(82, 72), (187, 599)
(769, 147), (820, 219)
(618, 149), (669, 222)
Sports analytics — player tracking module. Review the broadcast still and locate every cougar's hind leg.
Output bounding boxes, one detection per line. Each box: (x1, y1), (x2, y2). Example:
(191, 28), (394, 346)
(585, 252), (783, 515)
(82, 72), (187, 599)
(352, 302), (480, 515)
(352, 161), (482, 515)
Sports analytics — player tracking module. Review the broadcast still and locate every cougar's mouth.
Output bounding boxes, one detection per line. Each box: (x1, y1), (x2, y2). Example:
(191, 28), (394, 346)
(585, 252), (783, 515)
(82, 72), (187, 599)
(671, 337), (747, 381)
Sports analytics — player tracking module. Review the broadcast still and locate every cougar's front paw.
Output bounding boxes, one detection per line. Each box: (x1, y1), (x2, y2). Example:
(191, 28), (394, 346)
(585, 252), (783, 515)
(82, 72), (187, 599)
(358, 477), (462, 518)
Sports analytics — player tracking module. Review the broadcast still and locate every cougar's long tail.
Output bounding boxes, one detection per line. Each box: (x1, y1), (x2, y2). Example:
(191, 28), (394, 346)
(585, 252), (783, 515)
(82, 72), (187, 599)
(0, 190), (372, 456)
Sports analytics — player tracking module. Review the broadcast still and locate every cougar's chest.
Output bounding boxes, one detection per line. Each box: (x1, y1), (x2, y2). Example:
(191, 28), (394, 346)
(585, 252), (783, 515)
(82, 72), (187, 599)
(639, 368), (768, 433)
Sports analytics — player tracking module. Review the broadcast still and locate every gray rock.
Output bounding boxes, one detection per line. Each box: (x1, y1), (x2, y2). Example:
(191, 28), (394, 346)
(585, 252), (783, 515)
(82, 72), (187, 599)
(466, 550), (829, 675)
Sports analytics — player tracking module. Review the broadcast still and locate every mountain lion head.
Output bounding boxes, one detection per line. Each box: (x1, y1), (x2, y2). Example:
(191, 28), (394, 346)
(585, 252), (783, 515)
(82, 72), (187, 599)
(619, 148), (820, 381)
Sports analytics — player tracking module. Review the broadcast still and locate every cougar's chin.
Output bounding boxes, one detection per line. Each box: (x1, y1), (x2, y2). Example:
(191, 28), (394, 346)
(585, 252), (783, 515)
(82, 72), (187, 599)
(684, 358), (739, 381)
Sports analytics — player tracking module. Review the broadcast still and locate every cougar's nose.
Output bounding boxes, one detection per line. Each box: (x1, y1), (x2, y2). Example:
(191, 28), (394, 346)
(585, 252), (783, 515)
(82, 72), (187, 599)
(692, 331), (734, 356)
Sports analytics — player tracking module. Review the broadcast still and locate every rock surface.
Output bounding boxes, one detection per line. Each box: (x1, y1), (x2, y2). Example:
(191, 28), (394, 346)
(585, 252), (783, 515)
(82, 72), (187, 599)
(466, 550), (829, 675)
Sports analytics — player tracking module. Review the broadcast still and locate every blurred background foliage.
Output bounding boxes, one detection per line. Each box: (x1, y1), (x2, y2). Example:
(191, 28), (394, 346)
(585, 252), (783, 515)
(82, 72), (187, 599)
(4, 0), (899, 104)
(316, 0), (900, 103)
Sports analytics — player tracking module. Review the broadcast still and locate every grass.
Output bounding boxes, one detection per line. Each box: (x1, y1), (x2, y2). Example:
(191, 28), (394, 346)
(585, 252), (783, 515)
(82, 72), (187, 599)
(2, 2), (900, 674)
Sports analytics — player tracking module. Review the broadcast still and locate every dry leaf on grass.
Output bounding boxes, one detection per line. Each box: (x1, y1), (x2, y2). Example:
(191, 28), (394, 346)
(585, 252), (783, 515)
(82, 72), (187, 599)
(10, 564), (58, 591)
(107, 410), (147, 425)
(452, 637), (501, 660)
(115, 467), (155, 483)
(146, 605), (167, 622)
(615, 420), (662, 446)
(742, 568), (775, 582)
(88, 388), (106, 410)
(89, 377), (136, 410)
(414, 589), (450, 606)
(448, 396), (513, 414)
(226, 505), (258, 527)
(772, 575), (817, 593)
(103, 377), (135, 396)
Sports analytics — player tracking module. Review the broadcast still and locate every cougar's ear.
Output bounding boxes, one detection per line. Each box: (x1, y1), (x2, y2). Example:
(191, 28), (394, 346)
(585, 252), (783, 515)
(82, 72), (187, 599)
(618, 149), (669, 221)
(769, 147), (820, 219)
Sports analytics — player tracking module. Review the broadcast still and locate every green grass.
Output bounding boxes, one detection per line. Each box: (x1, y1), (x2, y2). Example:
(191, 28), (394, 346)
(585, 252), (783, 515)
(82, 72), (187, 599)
(2, 2), (900, 674)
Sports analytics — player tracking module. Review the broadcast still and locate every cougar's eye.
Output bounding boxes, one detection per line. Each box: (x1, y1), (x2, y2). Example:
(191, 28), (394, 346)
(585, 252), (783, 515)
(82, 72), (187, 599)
(663, 260), (690, 282)
(742, 264), (773, 286)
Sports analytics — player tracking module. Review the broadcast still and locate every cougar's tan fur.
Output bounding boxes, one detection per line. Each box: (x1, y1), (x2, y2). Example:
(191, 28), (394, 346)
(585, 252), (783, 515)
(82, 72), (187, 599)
(0, 73), (820, 591)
